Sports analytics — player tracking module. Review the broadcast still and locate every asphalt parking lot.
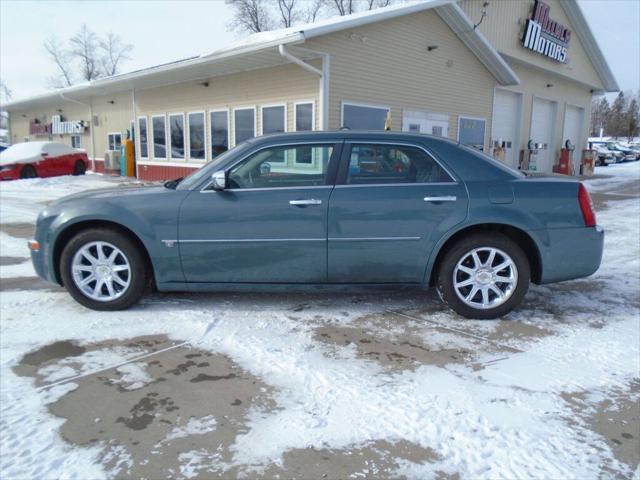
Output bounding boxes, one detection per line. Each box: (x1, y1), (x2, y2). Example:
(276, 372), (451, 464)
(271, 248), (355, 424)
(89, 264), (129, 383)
(1, 165), (639, 479)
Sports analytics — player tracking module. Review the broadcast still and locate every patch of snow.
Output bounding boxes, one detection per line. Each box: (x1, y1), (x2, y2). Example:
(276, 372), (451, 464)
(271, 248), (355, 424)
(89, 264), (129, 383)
(0, 260), (35, 278)
(111, 362), (154, 391)
(165, 415), (218, 442)
(0, 232), (28, 258)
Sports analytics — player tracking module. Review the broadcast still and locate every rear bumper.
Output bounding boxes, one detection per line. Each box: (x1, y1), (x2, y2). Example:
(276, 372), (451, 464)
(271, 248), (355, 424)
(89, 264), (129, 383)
(536, 225), (604, 284)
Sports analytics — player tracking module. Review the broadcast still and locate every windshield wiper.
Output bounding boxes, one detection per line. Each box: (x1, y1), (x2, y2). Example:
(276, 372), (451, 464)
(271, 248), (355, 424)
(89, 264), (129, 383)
(164, 177), (184, 189)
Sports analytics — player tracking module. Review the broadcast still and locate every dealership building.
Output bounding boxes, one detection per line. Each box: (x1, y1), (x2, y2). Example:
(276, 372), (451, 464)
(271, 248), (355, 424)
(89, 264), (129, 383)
(4, 0), (618, 180)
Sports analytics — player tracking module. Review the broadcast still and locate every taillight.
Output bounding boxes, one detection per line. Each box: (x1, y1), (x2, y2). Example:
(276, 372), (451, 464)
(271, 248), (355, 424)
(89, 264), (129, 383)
(578, 183), (596, 227)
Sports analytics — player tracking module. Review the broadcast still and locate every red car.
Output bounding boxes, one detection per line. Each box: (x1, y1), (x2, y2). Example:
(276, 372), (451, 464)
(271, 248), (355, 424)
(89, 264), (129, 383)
(0, 142), (89, 180)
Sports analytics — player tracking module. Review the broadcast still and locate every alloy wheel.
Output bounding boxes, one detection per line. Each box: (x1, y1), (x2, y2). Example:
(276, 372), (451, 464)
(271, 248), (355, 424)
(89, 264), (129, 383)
(71, 241), (132, 302)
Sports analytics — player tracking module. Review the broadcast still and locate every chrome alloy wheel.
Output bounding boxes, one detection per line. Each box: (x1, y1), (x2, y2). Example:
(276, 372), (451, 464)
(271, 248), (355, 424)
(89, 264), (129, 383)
(71, 241), (131, 302)
(453, 247), (518, 310)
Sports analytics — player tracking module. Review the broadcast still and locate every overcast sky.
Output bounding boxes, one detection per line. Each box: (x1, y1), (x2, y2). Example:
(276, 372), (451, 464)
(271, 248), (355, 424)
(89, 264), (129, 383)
(0, 0), (638, 102)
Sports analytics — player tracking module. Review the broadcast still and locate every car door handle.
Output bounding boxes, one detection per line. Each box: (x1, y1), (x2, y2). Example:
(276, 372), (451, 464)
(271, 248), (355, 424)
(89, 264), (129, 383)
(289, 199), (322, 206)
(424, 196), (457, 203)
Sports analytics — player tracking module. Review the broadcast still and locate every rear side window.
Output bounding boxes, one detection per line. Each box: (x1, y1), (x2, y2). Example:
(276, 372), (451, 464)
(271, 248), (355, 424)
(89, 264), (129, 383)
(346, 144), (453, 184)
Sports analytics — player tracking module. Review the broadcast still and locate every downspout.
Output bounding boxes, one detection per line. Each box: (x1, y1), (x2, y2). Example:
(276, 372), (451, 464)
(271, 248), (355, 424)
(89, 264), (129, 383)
(59, 93), (96, 172)
(131, 89), (138, 178)
(278, 45), (329, 130)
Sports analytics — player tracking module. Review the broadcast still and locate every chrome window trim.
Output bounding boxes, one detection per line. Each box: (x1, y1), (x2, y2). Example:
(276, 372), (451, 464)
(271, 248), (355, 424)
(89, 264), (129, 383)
(342, 140), (458, 186)
(334, 182), (455, 189)
(201, 185), (334, 194)
(199, 140), (340, 193)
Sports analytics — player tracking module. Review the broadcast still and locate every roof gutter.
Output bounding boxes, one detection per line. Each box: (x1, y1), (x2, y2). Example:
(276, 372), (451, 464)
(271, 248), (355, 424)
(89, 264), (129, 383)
(60, 93), (96, 171)
(279, 44), (330, 130)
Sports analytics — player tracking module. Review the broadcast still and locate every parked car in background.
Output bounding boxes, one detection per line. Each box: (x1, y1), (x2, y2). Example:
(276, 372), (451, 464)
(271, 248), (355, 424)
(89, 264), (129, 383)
(592, 144), (615, 166)
(606, 143), (636, 162)
(0, 142), (88, 180)
(0, 142), (8, 154)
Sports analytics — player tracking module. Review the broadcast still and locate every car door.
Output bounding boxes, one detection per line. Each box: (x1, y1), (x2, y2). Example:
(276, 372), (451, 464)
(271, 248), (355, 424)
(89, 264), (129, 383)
(327, 141), (468, 284)
(178, 141), (341, 283)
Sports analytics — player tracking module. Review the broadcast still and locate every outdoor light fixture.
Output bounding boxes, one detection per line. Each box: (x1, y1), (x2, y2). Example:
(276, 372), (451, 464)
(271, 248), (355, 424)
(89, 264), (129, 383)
(201, 82), (209, 87)
(546, 83), (554, 88)
(427, 45), (439, 52)
(56, 109), (63, 113)
(107, 100), (115, 104)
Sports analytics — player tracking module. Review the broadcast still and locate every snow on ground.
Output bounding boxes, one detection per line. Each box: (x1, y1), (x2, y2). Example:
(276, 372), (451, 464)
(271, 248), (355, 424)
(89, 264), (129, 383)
(0, 168), (639, 479)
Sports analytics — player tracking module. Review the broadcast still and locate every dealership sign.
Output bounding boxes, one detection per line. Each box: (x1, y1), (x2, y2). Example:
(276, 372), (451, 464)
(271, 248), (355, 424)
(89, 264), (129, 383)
(522, 0), (571, 63)
(29, 115), (87, 136)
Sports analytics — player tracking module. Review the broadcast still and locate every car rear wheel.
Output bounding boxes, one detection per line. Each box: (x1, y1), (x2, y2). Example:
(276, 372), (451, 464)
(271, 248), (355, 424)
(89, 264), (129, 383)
(60, 228), (147, 311)
(436, 233), (530, 319)
(73, 160), (86, 175)
(20, 164), (37, 179)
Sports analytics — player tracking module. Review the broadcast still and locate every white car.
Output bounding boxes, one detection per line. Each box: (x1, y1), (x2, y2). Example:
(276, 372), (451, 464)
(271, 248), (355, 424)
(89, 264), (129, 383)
(592, 144), (614, 166)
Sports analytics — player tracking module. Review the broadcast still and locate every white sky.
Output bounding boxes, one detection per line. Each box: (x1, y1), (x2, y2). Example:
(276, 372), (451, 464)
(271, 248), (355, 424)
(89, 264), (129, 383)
(0, 0), (638, 102)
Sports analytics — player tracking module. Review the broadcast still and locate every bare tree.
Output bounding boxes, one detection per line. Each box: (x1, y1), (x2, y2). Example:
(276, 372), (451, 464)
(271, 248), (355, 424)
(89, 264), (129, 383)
(44, 35), (74, 87)
(100, 33), (133, 76)
(0, 80), (12, 102)
(277, 0), (297, 27)
(331, 0), (355, 16)
(227, 0), (273, 33)
(69, 24), (102, 81)
(304, 0), (324, 22)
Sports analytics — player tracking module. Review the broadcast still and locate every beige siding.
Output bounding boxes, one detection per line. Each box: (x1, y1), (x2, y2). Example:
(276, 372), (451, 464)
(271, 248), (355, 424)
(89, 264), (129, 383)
(305, 9), (497, 148)
(460, 0), (605, 90)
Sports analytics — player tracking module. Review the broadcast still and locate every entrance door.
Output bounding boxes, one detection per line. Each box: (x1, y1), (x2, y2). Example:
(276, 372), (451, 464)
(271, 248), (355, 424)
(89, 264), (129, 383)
(562, 105), (584, 171)
(328, 142), (467, 284)
(178, 142), (340, 283)
(530, 98), (557, 173)
(403, 110), (449, 138)
(492, 89), (521, 168)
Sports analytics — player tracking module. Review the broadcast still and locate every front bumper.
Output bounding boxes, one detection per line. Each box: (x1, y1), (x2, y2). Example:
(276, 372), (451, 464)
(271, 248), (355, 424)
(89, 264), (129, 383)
(0, 166), (20, 180)
(537, 225), (604, 284)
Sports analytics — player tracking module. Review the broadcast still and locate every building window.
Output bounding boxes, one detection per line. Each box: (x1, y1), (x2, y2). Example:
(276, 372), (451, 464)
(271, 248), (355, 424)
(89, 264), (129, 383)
(342, 102), (389, 130)
(295, 102), (314, 131)
(71, 135), (81, 148)
(138, 117), (148, 159)
(346, 144), (453, 185)
(168, 114), (185, 159)
(458, 116), (486, 151)
(261, 104), (286, 135)
(234, 107), (255, 146)
(210, 110), (229, 159)
(107, 132), (122, 151)
(188, 111), (206, 161)
(152, 115), (167, 160)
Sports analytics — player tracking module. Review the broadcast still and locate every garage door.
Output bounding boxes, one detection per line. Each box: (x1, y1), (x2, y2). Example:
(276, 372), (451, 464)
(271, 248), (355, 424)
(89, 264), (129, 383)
(530, 98), (557, 173)
(492, 89), (521, 168)
(562, 105), (584, 171)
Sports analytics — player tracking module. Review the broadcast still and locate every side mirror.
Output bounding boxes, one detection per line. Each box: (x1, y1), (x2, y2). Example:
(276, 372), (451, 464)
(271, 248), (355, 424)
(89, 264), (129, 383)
(211, 170), (227, 191)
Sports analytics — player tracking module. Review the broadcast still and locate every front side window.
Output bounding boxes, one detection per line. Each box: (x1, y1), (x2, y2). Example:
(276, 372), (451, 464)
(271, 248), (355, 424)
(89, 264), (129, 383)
(71, 135), (81, 148)
(188, 112), (206, 161)
(168, 114), (185, 159)
(346, 144), (452, 184)
(261, 105), (285, 135)
(295, 102), (314, 131)
(210, 110), (228, 158)
(152, 115), (167, 159)
(234, 108), (255, 146)
(228, 144), (335, 190)
(138, 117), (148, 158)
(342, 103), (389, 130)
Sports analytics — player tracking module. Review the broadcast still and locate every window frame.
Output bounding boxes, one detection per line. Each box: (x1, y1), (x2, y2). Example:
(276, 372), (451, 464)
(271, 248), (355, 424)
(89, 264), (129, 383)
(187, 110), (207, 162)
(107, 132), (122, 151)
(70, 134), (81, 149)
(457, 115), (487, 152)
(150, 114), (168, 161)
(259, 103), (287, 137)
(209, 108), (230, 161)
(340, 101), (390, 130)
(335, 141), (457, 187)
(167, 112), (186, 161)
(233, 106), (257, 147)
(137, 116), (149, 160)
(293, 100), (316, 132)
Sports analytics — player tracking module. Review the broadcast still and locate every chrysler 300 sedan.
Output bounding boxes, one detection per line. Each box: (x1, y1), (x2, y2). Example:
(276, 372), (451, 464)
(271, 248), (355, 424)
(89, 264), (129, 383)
(29, 131), (604, 319)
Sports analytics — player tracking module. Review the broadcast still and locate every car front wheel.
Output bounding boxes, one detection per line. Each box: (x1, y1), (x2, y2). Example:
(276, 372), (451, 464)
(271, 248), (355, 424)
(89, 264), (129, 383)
(60, 228), (147, 311)
(73, 160), (86, 175)
(437, 233), (530, 319)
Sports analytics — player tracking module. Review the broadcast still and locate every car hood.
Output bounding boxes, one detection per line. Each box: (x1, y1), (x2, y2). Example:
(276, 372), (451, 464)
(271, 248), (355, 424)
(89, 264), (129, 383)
(51, 184), (168, 205)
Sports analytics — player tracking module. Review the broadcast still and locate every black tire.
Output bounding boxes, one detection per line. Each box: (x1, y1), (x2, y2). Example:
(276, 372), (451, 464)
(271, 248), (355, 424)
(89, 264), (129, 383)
(436, 233), (530, 319)
(60, 228), (147, 311)
(73, 160), (86, 175)
(20, 164), (37, 179)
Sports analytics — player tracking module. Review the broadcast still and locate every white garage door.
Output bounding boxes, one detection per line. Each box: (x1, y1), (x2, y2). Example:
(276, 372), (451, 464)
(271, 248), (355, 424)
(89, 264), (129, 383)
(492, 89), (521, 168)
(530, 98), (557, 173)
(562, 105), (584, 171)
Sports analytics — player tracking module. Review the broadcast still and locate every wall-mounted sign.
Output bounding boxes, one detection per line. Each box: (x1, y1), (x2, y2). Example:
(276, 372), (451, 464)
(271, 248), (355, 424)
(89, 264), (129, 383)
(522, 0), (571, 63)
(29, 119), (51, 136)
(52, 115), (86, 134)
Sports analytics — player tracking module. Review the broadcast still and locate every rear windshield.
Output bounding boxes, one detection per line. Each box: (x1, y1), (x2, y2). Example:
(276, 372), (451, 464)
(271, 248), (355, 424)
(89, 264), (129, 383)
(459, 144), (525, 178)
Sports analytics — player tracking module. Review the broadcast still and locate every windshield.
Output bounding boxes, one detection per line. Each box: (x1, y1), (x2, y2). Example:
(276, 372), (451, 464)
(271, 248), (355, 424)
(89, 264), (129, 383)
(177, 144), (248, 190)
